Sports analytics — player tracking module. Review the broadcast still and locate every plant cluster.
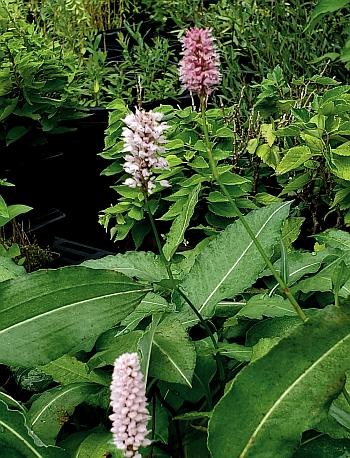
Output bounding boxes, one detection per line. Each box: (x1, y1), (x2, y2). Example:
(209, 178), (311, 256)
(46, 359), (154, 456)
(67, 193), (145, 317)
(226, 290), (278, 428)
(1, 2), (350, 458)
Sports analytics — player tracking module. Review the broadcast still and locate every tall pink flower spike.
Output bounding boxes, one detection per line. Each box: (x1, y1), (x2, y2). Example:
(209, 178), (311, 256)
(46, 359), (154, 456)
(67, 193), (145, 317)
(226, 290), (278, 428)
(110, 353), (151, 458)
(179, 27), (221, 97)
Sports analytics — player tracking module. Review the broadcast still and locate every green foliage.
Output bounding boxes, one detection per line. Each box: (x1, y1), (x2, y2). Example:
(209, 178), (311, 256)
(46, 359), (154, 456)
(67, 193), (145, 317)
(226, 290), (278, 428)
(208, 306), (350, 458)
(175, 202), (291, 325)
(0, 266), (148, 367)
(0, 400), (68, 457)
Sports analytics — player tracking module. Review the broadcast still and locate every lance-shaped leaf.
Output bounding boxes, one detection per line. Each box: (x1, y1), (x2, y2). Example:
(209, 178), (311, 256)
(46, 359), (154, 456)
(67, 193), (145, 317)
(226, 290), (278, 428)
(0, 400), (68, 457)
(163, 184), (201, 261)
(0, 266), (147, 367)
(208, 306), (350, 458)
(177, 202), (291, 326)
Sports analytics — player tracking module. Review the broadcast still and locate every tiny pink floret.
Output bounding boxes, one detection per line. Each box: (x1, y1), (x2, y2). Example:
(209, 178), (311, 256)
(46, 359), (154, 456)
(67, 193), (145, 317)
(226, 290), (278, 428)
(110, 353), (151, 458)
(179, 27), (221, 96)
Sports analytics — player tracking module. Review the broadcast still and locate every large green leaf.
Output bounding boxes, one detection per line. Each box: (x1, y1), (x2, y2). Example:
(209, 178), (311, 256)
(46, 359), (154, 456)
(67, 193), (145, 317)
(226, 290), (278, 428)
(163, 184), (200, 260)
(208, 306), (350, 458)
(149, 316), (196, 387)
(0, 400), (68, 457)
(0, 266), (147, 367)
(28, 383), (102, 445)
(177, 202), (291, 326)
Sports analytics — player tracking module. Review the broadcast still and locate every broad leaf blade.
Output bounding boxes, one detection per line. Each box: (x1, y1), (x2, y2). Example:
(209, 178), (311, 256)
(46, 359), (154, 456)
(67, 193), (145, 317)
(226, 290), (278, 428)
(208, 306), (350, 458)
(0, 267), (147, 367)
(177, 202), (291, 326)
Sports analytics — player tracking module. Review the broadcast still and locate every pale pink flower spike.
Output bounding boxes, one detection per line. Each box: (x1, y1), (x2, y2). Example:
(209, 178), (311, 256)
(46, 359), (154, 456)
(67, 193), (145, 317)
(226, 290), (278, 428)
(179, 27), (221, 97)
(122, 108), (170, 194)
(110, 352), (151, 458)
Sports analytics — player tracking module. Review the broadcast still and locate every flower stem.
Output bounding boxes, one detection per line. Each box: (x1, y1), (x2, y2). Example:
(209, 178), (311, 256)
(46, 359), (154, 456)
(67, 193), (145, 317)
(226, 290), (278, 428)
(199, 99), (307, 323)
(145, 197), (225, 381)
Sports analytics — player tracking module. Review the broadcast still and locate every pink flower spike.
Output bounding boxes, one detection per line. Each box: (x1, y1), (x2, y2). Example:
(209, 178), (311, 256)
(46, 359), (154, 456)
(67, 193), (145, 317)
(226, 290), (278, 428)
(110, 353), (151, 457)
(122, 108), (170, 194)
(179, 27), (221, 97)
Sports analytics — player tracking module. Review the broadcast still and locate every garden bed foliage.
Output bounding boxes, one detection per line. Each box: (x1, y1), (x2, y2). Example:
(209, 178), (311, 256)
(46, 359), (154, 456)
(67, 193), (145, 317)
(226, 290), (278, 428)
(1, 1), (350, 457)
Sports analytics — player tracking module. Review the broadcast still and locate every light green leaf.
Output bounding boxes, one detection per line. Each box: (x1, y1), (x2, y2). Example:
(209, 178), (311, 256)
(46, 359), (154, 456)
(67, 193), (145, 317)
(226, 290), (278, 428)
(261, 124), (276, 147)
(28, 383), (102, 444)
(208, 306), (350, 458)
(217, 343), (252, 361)
(176, 202), (291, 326)
(334, 141), (350, 157)
(0, 204), (32, 228)
(276, 146), (313, 175)
(149, 316), (196, 387)
(256, 144), (280, 169)
(0, 256), (25, 282)
(82, 251), (167, 282)
(163, 184), (200, 260)
(0, 267), (147, 367)
(41, 355), (109, 386)
(0, 400), (68, 457)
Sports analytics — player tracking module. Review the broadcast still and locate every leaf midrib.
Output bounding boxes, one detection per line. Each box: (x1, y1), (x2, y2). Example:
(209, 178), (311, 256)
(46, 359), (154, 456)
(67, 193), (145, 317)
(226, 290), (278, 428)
(199, 201), (290, 313)
(239, 331), (350, 457)
(153, 340), (192, 387)
(30, 384), (89, 426)
(0, 279), (138, 315)
(0, 288), (147, 336)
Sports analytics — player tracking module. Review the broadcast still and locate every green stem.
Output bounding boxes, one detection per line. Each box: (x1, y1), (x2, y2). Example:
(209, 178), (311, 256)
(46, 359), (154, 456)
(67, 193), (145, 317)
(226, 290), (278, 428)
(199, 99), (307, 323)
(145, 197), (225, 382)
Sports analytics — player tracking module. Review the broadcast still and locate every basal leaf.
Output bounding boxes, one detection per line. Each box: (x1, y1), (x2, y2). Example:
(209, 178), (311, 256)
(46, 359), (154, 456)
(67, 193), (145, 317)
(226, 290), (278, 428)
(208, 306), (350, 458)
(176, 202), (291, 326)
(0, 267), (147, 367)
